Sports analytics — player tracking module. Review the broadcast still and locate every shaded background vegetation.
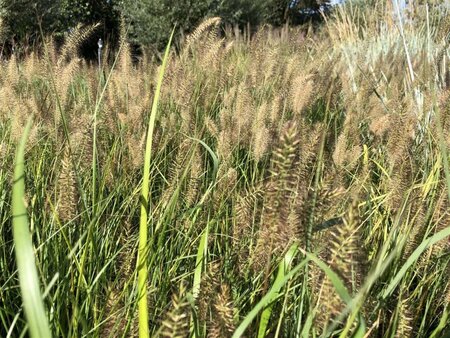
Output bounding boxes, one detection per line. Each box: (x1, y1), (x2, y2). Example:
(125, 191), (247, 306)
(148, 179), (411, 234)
(0, 0), (332, 55)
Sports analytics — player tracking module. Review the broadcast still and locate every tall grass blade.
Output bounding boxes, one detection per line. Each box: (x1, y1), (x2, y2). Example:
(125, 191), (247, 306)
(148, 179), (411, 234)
(136, 28), (175, 338)
(12, 117), (52, 338)
(302, 251), (351, 303)
(383, 224), (450, 299)
(302, 251), (366, 337)
(233, 244), (306, 338)
(257, 243), (298, 337)
(187, 136), (219, 182)
(193, 225), (209, 299)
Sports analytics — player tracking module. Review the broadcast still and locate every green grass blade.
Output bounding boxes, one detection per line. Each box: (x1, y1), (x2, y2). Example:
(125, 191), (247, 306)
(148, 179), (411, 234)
(300, 313), (314, 338)
(303, 251), (351, 303)
(233, 244), (307, 338)
(190, 223), (209, 337)
(302, 251), (366, 337)
(324, 246), (400, 337)
(383, 224), (450, 299)
(187, 136), (219, 182)
(257, 243), (298, 337)
(429, 308), (449, 338)
(12, 117), (52, 338)
(348, 319), (366, 338)
(137, 28), (175, 338)
(193, 224), (209, 299)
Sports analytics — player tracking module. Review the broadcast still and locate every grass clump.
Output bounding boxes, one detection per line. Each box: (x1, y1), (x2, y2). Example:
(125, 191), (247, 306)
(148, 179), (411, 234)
(1, 1), (450, 337)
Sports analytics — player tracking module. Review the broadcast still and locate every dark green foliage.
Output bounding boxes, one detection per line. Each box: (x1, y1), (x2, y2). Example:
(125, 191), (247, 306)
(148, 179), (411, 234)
(116, 0), (269, 49)
(0, 0), (332, 53)
(116, 0), (213, 49)
(118, 0), (332, 48)
(265, 0), (331, 25)
(0, 0), (119, 55)
(0, 0), (65, 43)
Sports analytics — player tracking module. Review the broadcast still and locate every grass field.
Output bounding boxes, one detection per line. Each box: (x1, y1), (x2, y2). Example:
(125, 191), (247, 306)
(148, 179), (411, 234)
(1, 2), (450, 337)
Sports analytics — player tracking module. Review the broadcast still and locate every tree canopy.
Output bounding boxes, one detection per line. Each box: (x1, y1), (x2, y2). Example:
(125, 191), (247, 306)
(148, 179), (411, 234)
(0, 0), (331, 52)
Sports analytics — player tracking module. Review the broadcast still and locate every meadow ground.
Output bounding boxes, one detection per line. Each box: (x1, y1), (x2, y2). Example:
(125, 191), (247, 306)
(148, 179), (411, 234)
(1, 2), (450, 337)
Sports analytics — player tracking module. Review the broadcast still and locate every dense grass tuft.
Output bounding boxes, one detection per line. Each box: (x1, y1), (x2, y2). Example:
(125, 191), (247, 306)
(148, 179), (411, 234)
(1, 1), (450, 337)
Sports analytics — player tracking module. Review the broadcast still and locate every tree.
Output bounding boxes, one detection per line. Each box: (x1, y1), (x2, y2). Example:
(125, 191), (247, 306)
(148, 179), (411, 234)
(271, 0), (331, 24)
(0, 0), (119, 57)
(0, 0), (65, 44)
(59, 0), (119, 37)
(116, 0), (267, 49)
(116, 0), (214, 49)
(117, 0), (330, 49)
(59, 0), (120, 58)
(0, 0), (332, 54)
(213, 0), (268, 26)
